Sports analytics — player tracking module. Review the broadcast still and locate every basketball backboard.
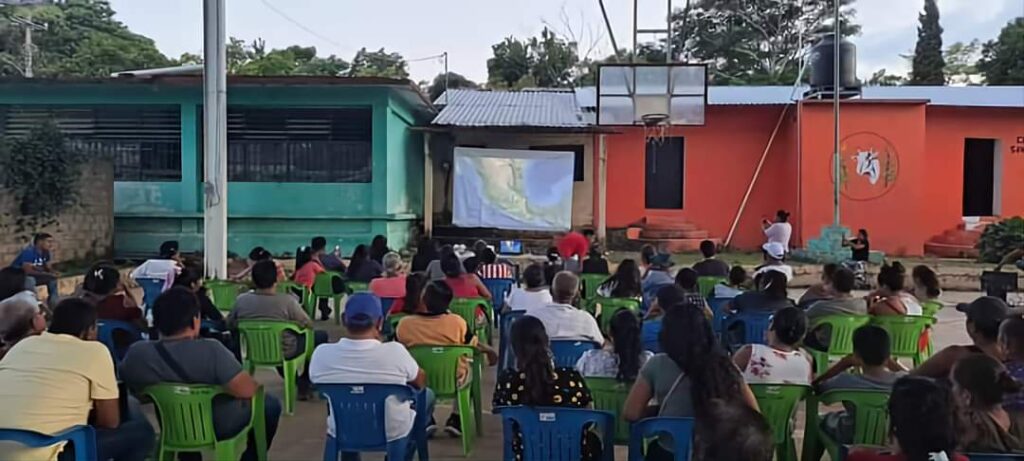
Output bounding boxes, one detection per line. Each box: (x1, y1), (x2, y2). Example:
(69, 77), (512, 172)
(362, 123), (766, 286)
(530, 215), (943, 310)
(596, 64), (708, 126)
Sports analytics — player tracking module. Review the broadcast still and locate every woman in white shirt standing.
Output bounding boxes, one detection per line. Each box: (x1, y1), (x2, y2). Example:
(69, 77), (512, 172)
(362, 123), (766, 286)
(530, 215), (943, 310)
(734, 306), (813, 385)
(505, 263), (553, 311)
(762, 210), (793, 250)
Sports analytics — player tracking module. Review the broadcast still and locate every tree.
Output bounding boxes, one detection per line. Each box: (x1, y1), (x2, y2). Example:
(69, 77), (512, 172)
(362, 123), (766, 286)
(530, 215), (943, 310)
(866, 68), (906, 86)
(426, 72), (477, 102)
(348, 47), (408, 79)
(669, 0), (860, 85)
(977, 17), (1024, 85)
(943, 40), (981, 85)
(529, 28), (579, 88)
(183, 38), (350, 76)
(909, 0), (945, 85)
(487, 37), (534, 89)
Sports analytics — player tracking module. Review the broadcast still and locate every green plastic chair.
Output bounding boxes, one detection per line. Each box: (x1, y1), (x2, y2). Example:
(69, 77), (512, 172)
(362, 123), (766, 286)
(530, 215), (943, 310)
(921, 300), (943, 318)
(205, 280), (244, 313)
(697, 276), (727, 299)
(580, 274), (608, 301)
(347, 281), (370, 294)
(802, 389), (891, 461)
(408, 345), (478, 456)
(236, 320), (313, 415)
(593, 297), (641, 334)
(870, 315), (933, 367)
(450, 298), (494, 344)
(750, 384), (812, 461)
(142, 384), (267, 461)
(312, 271), (345, 324)
(807, 315), (872, 376)
(276, 281), (312, 317)
(586, 377), (633, 444)
(385, 313), (407, 341)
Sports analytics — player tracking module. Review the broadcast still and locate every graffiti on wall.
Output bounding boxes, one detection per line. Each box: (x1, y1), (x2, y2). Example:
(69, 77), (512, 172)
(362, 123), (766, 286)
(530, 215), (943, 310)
(831, 131), (900, 201)
(1012, 136), (1024, 154)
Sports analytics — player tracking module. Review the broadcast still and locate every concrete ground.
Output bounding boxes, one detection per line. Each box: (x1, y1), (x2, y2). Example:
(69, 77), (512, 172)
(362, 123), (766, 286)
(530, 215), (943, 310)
(238, 289), (983, 461)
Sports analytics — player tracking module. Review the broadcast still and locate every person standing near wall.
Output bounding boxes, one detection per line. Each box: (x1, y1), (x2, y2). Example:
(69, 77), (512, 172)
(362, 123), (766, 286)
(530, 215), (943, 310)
(9, 233), (60, 308)
(762, 210), (793, 250)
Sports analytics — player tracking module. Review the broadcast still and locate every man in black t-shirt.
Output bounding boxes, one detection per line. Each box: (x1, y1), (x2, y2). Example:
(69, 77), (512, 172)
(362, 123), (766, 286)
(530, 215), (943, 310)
(692, 240), (730, 278)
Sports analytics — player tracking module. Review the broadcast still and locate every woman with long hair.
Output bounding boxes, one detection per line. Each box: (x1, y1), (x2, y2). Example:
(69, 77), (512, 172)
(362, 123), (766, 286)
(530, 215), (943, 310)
(576, 309), (652, 381)
(411, 237), (439, 273)
(493, 316), (596, 459)
(624, 304), (758, 460)
(953, 353), (1024, 453)
(346, 244), (384, 283)
(597, 259), (642, 299)
(292, 245), (323, 289)
(869, 262), (923, 316)
(729, 270), (794, 314)
(369, 234), (391, 264)
(388, 272), (428, 315)
(911, 265), (942, 304)
(734, 306), (812, 385)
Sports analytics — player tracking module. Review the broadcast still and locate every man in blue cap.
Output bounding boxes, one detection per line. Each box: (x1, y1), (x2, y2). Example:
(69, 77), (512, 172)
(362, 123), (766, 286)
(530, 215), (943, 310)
(310, 293), (436, 439)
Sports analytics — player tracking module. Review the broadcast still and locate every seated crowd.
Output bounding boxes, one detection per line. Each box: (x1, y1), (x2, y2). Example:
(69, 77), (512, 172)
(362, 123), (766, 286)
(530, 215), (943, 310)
(1, 231), (1023, 461)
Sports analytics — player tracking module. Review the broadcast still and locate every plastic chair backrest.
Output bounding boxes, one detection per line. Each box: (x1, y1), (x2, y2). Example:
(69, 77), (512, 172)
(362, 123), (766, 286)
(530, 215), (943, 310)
(725, 311), (773, 347)
(818, 389), (891, 446)
(276, 281), (310, 306)
(0, 426), (97, 461)
(482, 278), (516, 310)
(312, 271), (343, 297)
(449, 298), (493, 329)
(142, 384), (222, 448)
(496, 406), (615, 461)
(596, 297), (642, 333)
(627, 417), (694, 461)
(750, 384), (812, 448)
(380, 298), (396, 315)
(697, 277), (726, 299)
(707, 297), (731, 335)
(586, 377), (633, 444)
(499, 311), (526, 371)
(550, 340), (600, 368)
(813, 315), (872, 357)
(205, 280), (243, 312)
(869, 315), (932, 358)
(408, 345), (475, 396)
(348, 281), (370, 294)
(318, 383), (416, 451)
(136, 277), (164, 310)
(97, 320), (144, 362)
(237, 320), (304, 365)
(580, 274), (608, 300)
(921, 300), (943, 318)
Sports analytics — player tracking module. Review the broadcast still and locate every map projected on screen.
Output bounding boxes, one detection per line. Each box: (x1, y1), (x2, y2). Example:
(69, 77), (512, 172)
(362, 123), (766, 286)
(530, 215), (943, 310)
(452, 147), (574, 231)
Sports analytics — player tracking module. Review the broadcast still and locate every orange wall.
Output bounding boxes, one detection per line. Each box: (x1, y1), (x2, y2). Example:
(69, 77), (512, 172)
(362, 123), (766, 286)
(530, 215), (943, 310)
(604, 105), (799, 249)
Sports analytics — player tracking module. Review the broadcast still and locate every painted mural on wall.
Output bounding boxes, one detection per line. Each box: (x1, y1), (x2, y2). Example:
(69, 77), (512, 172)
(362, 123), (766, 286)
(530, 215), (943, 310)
(832, 131), (900, 201)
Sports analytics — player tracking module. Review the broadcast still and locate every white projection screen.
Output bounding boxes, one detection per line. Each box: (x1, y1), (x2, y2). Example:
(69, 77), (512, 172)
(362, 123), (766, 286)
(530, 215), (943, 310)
(452, 147), (574, 231)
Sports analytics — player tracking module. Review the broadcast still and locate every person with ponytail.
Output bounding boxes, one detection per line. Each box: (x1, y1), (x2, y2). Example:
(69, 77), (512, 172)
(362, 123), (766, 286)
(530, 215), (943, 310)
(623, 303), (758, 460)
(847, 376), (968, 461)
(576, 309), (653, 381)
(911, 265), (942, 305)
(292, 245), (324, 289)
(347, 244), (384, 283)
(493, 316), (597, 459)
(734, 306), (812, 385)
(869, 261), (923, 316)
(953, 353), (1024, 453)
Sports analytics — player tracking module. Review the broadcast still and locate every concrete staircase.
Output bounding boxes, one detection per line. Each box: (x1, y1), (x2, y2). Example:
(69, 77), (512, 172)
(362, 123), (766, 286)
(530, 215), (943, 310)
(628, 214), (720, 252)
(923, 217), (997, 259)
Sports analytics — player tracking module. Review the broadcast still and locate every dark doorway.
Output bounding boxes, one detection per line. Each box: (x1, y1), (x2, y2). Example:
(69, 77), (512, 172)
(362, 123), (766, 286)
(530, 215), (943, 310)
(963, 138), (996, 216)
(645, 137), (684, 209)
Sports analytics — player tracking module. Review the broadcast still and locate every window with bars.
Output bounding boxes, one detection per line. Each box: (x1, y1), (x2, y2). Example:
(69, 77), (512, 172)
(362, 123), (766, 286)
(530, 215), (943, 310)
(221, 107), (373, 183)
(0, 105), (182, 181)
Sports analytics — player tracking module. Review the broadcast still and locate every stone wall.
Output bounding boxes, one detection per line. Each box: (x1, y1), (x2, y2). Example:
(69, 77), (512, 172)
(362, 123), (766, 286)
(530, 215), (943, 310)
(0, 160), (114, 265)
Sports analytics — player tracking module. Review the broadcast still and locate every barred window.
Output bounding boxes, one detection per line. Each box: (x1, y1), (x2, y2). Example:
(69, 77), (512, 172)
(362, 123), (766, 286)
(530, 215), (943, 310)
(224, 107), (373, 183)
(0, 105), (182, 181)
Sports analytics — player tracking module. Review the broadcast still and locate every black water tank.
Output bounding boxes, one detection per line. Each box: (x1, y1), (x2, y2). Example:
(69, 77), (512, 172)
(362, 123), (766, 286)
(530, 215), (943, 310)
(809, 33), (858, 91)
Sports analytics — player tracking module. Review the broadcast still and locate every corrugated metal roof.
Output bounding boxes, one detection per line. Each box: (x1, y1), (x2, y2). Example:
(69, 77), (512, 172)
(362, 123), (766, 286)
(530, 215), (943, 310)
(432, 89), (588, 127)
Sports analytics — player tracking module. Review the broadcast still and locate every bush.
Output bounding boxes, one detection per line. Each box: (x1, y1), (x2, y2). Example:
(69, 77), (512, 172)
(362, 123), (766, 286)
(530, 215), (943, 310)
(978, 216), (1024, 263)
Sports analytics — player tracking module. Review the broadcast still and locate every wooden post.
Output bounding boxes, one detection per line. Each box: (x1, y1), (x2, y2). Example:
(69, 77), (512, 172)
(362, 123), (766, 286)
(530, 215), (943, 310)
(597, 134), (608, 240)
(423, 132), (434, 237)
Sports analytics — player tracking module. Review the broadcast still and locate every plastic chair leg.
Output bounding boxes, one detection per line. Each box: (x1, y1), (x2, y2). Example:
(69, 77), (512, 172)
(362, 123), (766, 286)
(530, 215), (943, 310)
(457, 388), (475, 456)
(215, 441), (238, 461)
(283, 361), (296, 415)
(253, 390), (268, 461)
(322, 435), (338, 461)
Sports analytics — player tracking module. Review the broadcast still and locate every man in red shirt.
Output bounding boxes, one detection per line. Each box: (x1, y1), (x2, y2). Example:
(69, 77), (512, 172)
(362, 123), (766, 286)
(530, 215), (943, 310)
(555, 229), (592, 266)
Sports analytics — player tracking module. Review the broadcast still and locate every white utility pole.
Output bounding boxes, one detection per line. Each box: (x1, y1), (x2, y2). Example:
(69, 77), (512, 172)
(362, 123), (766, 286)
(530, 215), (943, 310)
(203, 0), (228, 279)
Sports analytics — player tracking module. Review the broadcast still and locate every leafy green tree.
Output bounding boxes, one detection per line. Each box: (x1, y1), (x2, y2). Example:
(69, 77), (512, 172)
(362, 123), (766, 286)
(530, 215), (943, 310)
(977, 17), (1024, 85)
(943, 40), (981, 85)
(866, 68), (906, 86)
(487, 37), (534, 89)
(529, 28), (579, 88)
(177, 38), (350, 76)
(909, 0), (945, 85)
(0, 121), (85, 234)
(426, 72), (478, 102)
(348, 47), (408, 79)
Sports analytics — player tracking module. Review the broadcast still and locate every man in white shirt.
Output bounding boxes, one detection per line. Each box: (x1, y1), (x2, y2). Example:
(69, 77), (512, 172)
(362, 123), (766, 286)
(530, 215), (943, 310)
(762, 210), (793, 250)
(310, 293), (434, 441)
(525, 271), (604, 344)
(754, 242), (795, 282)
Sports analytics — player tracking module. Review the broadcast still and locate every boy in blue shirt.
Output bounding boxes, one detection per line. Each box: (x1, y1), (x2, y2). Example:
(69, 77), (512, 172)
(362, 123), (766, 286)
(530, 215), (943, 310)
(9, 233), (59, 307)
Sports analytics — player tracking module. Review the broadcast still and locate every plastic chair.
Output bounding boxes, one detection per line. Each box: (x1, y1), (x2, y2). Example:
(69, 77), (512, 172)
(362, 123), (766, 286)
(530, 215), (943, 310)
(697, 276), (726, 299)
(627, 417), (694, 461)
(803, 389), (890, 461)
(750, 384), (812, 461)
(706, 297), (732, 336)
(499, 311), (526, 372)
(97, 319), (144, 363)
(870, 315), (933, 367)
(496, 406), (615, 461)
(317, 383), (429, 461)
(450, 298), (494, 344)
(482, 278), (516, 312)
(723, 311), (773, 350)
(0, 425), (97, 461)
(580, 274), (608, 300)
(921, 300), (943, 318)
(136, 277), (165, 316)
(380, 298), (397, 315)
(550, 340), (600, 368)
(594, 298), (642, 334)
(236, 320), (314, 415)
(807, 315), (872, 376)
(586, 377), (633, 444)
(408, 346), (478, 456)
(276, 281), (312, 317)
(385, 313), (407, 341)
(312, 272), (345, 324)
(143, 384), (266, 461)
(205, 279), (244, 313)
(346, 281), (370, 294)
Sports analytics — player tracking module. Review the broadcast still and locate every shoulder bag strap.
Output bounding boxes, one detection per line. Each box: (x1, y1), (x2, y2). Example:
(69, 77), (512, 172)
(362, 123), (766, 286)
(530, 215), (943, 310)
(154, 341), (196, 383)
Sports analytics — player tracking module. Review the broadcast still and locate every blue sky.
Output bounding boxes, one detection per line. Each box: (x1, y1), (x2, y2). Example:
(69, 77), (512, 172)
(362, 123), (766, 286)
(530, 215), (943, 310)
(109, 0), (1022, 83)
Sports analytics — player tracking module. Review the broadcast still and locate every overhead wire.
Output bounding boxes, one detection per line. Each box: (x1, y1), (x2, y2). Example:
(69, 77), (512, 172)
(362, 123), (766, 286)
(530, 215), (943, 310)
(257, 0), (347, 50)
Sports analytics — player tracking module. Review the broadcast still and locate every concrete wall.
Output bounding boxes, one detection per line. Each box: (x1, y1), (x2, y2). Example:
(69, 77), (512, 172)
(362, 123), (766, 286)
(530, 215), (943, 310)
(0, 160), (114, 265)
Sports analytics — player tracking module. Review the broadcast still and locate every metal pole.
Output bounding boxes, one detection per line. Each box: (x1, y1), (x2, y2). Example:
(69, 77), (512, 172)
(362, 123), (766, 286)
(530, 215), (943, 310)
(632, 0), (638, 60)
(597, 0), (622, 58)
(832, 0), (841, 226)
(443, 52), (449, 105)
(203, 0), (228, 279)
(22, 12), (32, 78)
(665, 0), (673, 63)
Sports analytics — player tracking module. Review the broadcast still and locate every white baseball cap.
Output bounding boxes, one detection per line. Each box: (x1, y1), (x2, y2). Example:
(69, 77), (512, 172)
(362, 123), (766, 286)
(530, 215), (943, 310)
(762, 242), (786, 260)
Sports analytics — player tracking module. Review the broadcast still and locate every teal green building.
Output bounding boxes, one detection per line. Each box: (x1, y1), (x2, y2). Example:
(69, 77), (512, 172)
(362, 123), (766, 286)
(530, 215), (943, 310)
(0, 76), (434, 257)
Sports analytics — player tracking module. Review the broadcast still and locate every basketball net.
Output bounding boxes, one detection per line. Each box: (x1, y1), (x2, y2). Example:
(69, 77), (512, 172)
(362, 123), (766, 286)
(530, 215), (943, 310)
(642, 114), (670, 146)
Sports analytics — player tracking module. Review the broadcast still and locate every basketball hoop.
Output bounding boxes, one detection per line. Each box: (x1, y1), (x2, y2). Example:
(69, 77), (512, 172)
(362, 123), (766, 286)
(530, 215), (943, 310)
(642, 113), (670, 146)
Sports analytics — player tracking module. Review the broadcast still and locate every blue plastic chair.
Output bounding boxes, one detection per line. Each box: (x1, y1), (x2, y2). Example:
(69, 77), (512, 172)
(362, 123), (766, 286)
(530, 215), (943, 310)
(0, 425), (97, 461)
(499, 311), (526, 372)
(723, 311), (773, 351)
(97, 319), (144, 363)
(380, 298), (397, 316)
(495, 406), (615, 461)
(550, 340), (600, 368)
(707, 297), (732, 336)
(628, 417), (694, 461)
(136, 277), (164, 316)
(482, 278), (515, 313)
(317, 383), (429, 461)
